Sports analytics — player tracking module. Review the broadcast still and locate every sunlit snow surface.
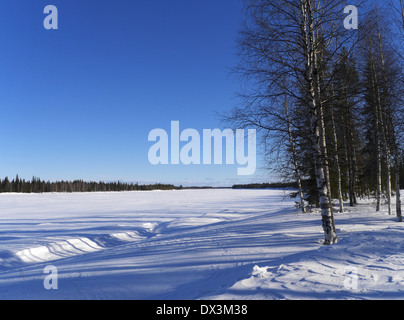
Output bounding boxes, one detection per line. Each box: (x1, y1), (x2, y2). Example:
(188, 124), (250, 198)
(0, 189), (403, 299)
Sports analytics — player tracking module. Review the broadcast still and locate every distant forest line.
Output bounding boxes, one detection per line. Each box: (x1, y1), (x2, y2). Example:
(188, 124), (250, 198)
(231, 182), (298, 189)
(0, 175), (178, 193)
(0, 175), (305, 193)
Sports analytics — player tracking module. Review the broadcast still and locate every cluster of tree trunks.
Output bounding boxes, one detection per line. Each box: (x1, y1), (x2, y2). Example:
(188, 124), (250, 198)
(226, 0), (404, 244)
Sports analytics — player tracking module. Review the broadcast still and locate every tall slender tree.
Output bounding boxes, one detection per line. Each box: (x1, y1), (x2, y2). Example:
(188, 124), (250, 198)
(228, 0), (365, 244)
(359, 8), (404, 218)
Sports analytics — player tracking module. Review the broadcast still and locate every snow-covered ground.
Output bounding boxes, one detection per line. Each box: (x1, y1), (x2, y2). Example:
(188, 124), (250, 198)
(0, 189), (403, 299)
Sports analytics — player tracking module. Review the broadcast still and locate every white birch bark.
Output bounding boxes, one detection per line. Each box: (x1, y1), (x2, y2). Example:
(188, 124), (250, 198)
(285, 97), (306, 213)
(371, 40), (391, 215)
(331, 104), (344, 213)
(395, 164), (402, 222)
(301, 0), (337, 244)
(378, 28), (400, 218)
(369, 50), (382, 212)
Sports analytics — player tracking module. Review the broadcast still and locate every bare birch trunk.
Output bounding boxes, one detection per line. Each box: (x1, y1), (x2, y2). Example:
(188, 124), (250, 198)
(331, 104), (344, 213)
(340, 86), (356, 207)
(346, 102), (358, 206)
(370, 52), (382, 212)
(377, 86), (392, 215)
(385, 148), (392, 215)
(352, 146), (358, 205)
(342, 119), (354, 206)
(309, 106), (337, 244)
(395, 164), (402, 222)
(318, 86), (333, 212)
(285, 97), (306, 213)
(378, 28), (399, 218)
(302, 0), (337, 244)
(381, 126), (392, 216)
(376, 124), (382, 212)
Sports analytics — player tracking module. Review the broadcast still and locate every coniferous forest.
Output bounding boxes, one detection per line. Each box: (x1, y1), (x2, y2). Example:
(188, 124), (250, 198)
(0, 175), (177, 193)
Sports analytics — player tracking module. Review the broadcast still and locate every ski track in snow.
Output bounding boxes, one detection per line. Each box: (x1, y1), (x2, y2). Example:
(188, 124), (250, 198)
(0, 189), (403, 299)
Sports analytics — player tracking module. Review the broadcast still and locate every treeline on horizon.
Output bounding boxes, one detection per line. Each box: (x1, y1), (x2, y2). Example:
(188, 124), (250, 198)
(0, 175), (178, 193)
(232, 177), (404, 191)
(0, 175), (309, 193)
(232, 182), (298, 189)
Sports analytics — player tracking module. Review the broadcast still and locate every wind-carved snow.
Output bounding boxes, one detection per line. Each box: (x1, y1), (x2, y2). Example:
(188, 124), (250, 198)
(0, 189), (403, 299)
(15, 230), (150, 264)
(16, 238), (103, 263)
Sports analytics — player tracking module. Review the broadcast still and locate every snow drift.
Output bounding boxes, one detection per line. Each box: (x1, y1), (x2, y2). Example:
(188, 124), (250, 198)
(0, 189), (403, 299)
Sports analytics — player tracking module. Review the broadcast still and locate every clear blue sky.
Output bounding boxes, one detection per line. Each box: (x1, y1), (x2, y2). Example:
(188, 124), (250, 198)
(0, 0), (270, 187)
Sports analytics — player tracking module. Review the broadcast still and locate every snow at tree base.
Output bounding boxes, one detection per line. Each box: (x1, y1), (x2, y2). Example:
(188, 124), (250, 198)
(1, 189), (404, 300)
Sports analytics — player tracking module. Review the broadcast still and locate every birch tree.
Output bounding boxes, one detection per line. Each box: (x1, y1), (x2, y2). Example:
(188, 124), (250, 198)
(360, 9), (404, 219)
(330, 48), (362, 207)
(284, 94), (306, 213)
(228, 0), (365, 244)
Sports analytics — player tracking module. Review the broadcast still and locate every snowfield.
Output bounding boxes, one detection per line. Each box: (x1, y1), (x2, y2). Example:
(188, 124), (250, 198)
(0, 189), (403, 300)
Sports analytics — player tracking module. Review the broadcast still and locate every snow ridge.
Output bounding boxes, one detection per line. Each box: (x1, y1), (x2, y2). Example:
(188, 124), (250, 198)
(1, 189), (403, 300)
(0, 226), (157, 269)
